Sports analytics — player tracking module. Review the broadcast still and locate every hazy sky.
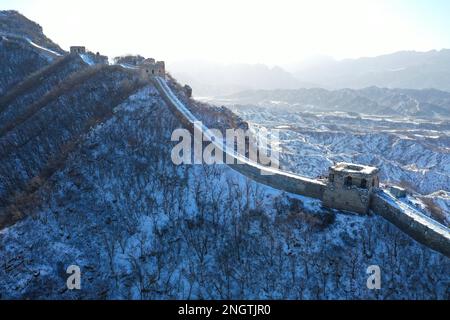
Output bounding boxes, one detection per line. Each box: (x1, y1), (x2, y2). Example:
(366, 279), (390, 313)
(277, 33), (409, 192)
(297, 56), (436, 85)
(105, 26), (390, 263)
(2, 0), (450, 65)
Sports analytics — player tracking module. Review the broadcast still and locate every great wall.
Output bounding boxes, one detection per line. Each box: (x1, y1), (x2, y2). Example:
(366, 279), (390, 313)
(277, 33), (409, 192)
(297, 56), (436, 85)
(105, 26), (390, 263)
(2, 34), (450, 258)
(149, 72), (450, 259)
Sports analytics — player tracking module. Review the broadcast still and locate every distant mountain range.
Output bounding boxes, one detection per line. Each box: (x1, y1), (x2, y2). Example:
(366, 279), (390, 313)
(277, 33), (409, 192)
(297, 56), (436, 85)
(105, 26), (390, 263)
(169, 60), (317, 97)
(292, 50), (450, 91)
(218, 86), (450, 118)
(171, 49), (450, 97)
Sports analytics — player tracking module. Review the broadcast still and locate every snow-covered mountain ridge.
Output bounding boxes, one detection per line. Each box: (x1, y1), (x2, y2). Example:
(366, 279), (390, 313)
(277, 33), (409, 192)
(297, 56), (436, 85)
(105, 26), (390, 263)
(219, 86), (450, 118)
(0, 10), (448, 299)
(224, 104), (450, 224)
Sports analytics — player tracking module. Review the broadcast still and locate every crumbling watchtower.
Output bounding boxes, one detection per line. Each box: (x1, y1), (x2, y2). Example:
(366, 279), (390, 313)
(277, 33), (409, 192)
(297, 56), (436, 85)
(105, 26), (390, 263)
(323, 162), (380, 214)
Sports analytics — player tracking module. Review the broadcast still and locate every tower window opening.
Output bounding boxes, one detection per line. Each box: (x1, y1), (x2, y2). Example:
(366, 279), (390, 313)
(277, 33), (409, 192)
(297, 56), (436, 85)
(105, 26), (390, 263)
(361, 179), (367, 189)
(344, 176), (352, 187)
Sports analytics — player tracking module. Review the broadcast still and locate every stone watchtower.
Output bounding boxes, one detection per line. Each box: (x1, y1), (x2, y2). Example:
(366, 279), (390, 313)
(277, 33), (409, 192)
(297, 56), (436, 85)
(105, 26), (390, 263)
(70, 46), (86, 54)
(140, 58), (166, 78)
(322, 163), (380, 214)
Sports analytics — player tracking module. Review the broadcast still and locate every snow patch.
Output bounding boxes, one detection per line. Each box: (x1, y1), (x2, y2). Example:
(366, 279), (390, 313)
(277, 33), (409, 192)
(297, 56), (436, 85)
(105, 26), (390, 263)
(80, 54), (94, 66)
(26, 37), (61, 57)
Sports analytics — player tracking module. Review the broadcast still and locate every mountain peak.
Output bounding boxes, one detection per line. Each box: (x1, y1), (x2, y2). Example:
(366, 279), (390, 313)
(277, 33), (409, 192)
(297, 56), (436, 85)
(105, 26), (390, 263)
(0, 10), (63, 54)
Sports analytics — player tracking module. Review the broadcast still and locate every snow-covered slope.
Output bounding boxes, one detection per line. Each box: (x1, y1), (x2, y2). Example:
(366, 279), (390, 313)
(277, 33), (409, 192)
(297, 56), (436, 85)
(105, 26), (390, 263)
(0, 35), (52, 95)
(0, 65), (145, 222)
(0, 54), (89, 130)
(0, 11), (448, 301)
(0, 87), (448, 299)
(0, 10), (64, 55)
(225, 105), (450, 224)
(220, 87), (450, 118)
